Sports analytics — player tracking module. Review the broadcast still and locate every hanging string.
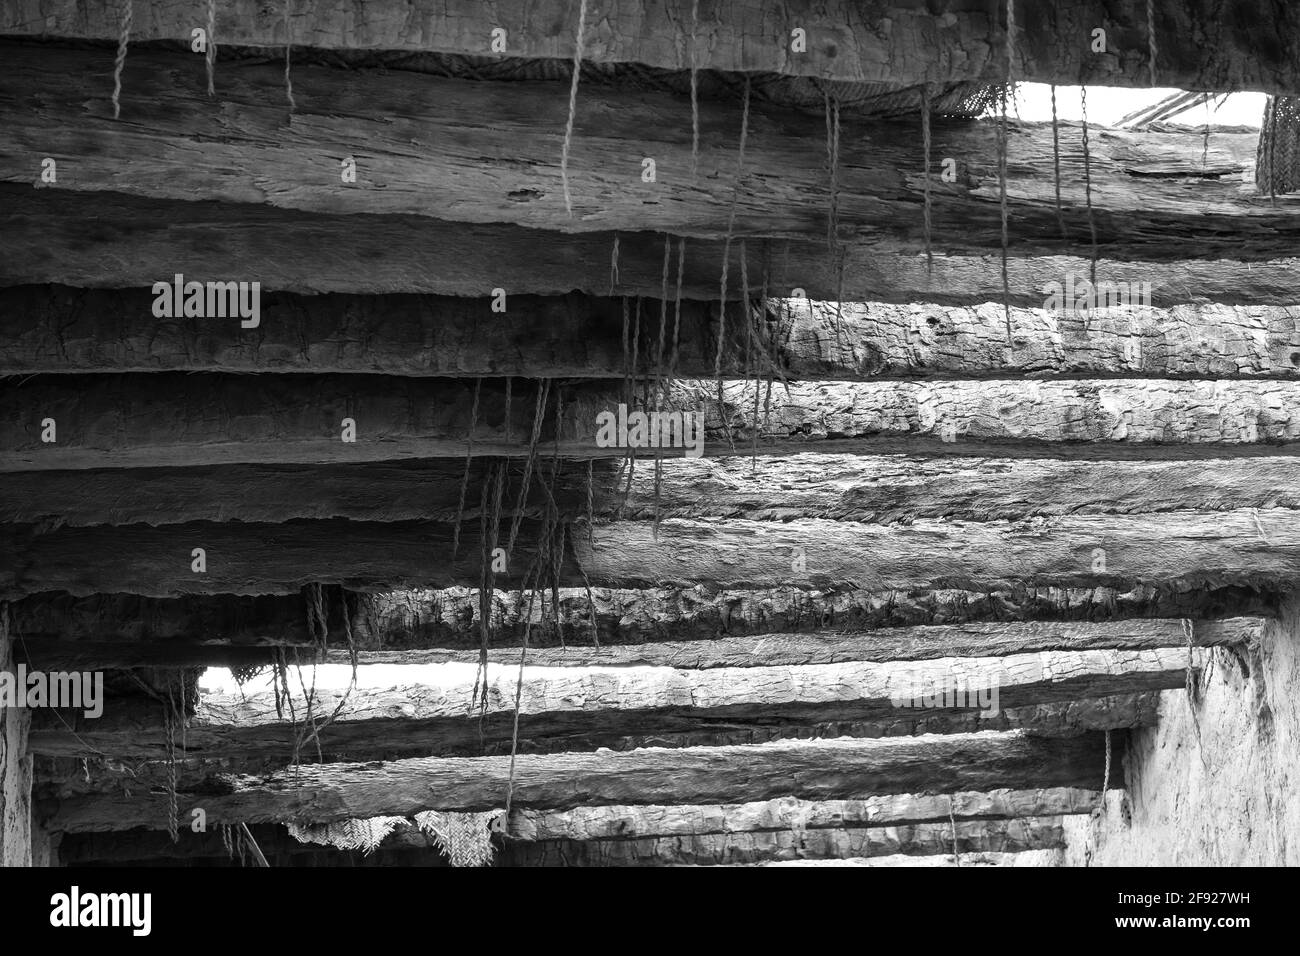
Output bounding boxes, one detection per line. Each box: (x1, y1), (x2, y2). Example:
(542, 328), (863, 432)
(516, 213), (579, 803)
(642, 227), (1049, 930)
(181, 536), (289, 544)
(112, 0), (133, 120)
(668, 237), (686, 384)
(1050, 84), (1067, 240)
(715, 78), (752, 452)
(609, 234), (620, 295)
(283, 0), (296, 113)
(998, 90), (1012, 347)
(690, 0), (700, 178)
(823, 86), (846, 350)
(998, 0), (1015, 347)
(206, 0), (217, 97)
(921, 82), (933, 273)
(948, 796), (961, 866)
(451, 378), (482, 561)
(1101, 728), (1112, 799)
(560, 0), (590, 217)
(1081, 85), (1099, 286)
(1146, 0), (1158, 87)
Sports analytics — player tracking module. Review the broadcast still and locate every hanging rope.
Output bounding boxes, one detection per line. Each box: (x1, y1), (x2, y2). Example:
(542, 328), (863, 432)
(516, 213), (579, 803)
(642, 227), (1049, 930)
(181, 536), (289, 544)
(921, 82), (933, 273)
(559, 0), (590, 217)
(690, 0), (700, 178)
(948, 796), (961, 866)
(1146, 0), (1158, 87)
(1081, 85), (1100, 286)
(998, 0), (1015, 347)
(283, 0), (296, 113)
(206, 0), (217, 97)
(1050, 84), (1067, 240)
(112, 0), (133, 120)
(609, 234), (620, 295)
(1101, 728), (1112, 800)
(451, 378), (482, 561)
(716, 77), (752, 368)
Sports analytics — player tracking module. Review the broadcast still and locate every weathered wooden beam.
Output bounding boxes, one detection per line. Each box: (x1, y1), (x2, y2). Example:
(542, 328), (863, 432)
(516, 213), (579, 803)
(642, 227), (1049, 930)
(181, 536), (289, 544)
(577, 510), (1300, 592)
(58, 815), (1067, 865)
(19, 616), (1256, 670)
(8, 454), (1300, 529)
(55, 789), (1096, 862)
(12, 375), (1300, 472)
(5, 509), (1297, 598)
(31, 696), (1157, 800)
(316, 617), (1260, 668)
(4, 1), (1297, 93)
(8, 187), (1300, 305)
(10, 587), (1268, 660)
(40, 731), (1122, 832)
(12, 287), (1300, 382)
(27, 649), (1198, 761)
(504, 817), (1068, 865)
(0, 375), (611, 471)
(1, 46), (1281, 257)
(619, 454), (1300, 522)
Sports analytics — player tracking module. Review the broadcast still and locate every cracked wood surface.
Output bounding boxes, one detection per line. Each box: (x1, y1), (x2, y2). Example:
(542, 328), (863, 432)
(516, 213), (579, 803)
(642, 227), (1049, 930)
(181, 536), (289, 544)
(0, 46), (1282, 257)
(7, 286), (1300, 382)
(40, 731), (1120, 831)
(5, 1), (1298, 92)
(10, 187), (1300, 305)
(25, 648), (1198, 761)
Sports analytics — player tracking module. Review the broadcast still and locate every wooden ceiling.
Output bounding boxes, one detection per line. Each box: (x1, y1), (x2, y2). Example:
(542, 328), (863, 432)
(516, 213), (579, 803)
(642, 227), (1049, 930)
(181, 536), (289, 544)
(2, 0), (1298, 866)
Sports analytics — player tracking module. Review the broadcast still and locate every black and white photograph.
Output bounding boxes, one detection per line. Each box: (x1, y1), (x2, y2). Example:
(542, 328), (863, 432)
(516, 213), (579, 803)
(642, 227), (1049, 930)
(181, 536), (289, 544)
(0, 0), (1287, 930)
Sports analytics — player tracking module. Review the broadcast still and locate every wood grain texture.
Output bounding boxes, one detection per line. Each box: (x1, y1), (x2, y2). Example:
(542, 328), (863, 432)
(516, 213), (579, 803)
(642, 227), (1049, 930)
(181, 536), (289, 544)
(9, 187), (1300, 305)
(40, 731), (1121, 831)
(10, 374), (1300, 472)
(13, 287), (1300, 382)
(26, 648), (1198, 760)
(4, 1), (1297, 92)
(4, 509), (1299, 597)
(56, 789), (1096, 861)
(11, 583), (1268, 650)
(0, 46), (1281, 257)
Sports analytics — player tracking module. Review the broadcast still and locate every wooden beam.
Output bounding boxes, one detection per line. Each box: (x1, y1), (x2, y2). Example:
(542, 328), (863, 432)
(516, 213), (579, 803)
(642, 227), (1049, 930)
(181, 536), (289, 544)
(316, 617), (1260, 668)
(9, 584), (1271, 651)
(27, 648), (1197, 761)
(619, 454), (1300, 522)
(7, 187), (1300, 305)
(0, 374), (610, 471)
(503, 817), (1068, 865)
(7, 454), (1300, 530)
(0, 46), (1281, 257)
(11, 375), (1300, 472)
(40, 731), (1122, 832)
(19, 617), (1257, 670)
(32, 696), (1158, 800)
(577, 510), (1300, 592)
(4, 1), (1297, 93)
(55, 789), (1096, 862)
(12, 287), (1300, 383)
(5, 509), (1297, 598)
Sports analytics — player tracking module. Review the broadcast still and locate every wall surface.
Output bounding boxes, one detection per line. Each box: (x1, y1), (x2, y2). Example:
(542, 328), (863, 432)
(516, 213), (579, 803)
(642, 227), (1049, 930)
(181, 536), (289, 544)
(1, 608), (34, 866)
(1064, 602), (1300, 865)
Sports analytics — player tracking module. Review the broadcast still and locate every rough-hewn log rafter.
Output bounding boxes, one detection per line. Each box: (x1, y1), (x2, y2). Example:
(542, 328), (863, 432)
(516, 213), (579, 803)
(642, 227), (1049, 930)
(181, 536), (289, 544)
(8, 188), (1300, 305)
(10, 287), (1300, 382)
(4, 510), (1297, 598)
(5, 1), (1297, 93)
(26, 648), (1198, 761)
(40, 731), (1121, 832)
(0, 47), (1280, 257)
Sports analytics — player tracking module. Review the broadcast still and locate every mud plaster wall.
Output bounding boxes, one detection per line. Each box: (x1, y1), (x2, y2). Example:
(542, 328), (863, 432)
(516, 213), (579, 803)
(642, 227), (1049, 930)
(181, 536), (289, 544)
(0, 619), (34, 866)
(1063, 599), (1300, 865)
